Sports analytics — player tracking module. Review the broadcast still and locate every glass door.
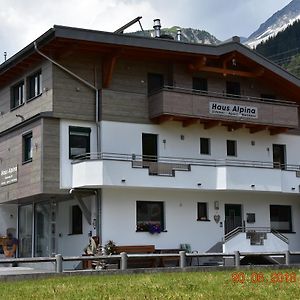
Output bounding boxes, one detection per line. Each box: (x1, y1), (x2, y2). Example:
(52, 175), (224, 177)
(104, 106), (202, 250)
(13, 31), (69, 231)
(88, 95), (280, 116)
(34, 202), (56, 257)
(225, 204), (242, 234)
(18, 204), (33, 257)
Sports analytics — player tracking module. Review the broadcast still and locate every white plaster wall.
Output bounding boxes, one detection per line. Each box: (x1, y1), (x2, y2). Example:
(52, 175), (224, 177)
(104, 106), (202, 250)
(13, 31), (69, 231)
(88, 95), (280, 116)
(223, 233), (288, 253)
(101, 120), (300, 165)
(101, 188), (300, 252)
(0, 204), (17, 236)
(56, 198), (94, 269)
(60, 120), (97, 189)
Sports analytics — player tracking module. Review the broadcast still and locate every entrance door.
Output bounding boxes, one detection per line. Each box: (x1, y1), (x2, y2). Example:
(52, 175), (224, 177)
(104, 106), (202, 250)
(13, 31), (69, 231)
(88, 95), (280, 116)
(142, 133), (158, 162)
(225, 204), (242, 234)
(273, 144), (286, 169)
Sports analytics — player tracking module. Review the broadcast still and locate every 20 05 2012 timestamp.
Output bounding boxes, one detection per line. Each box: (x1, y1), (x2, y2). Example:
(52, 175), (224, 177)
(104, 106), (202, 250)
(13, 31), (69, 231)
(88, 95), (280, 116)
(231, 271), (297, 284)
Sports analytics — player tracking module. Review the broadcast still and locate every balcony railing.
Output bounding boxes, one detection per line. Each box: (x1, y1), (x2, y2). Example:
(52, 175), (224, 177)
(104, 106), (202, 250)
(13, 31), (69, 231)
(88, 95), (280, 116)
(72, 152), (300, 172)
(149, 86), (299, 130)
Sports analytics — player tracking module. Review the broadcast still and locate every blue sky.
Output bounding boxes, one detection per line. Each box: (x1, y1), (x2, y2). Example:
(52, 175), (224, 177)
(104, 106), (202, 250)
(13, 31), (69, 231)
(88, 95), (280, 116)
(0, 0), (292, 61)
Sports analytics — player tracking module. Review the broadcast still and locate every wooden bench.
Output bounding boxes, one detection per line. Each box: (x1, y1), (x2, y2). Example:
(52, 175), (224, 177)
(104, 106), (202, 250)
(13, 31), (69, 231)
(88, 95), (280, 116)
(114, 245), (156, 268)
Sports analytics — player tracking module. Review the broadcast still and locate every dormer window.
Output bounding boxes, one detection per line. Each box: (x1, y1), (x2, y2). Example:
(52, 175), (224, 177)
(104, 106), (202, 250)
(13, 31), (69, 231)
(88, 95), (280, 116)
(11, 81), (24, 110)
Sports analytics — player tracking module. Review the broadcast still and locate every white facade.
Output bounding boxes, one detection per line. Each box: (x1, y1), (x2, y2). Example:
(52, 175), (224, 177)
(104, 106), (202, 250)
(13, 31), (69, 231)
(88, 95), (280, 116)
(60, 120), (300, 254)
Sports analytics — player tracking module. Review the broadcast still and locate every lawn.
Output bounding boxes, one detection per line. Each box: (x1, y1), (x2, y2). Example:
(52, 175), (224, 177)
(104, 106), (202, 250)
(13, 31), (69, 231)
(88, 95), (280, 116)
(0, 269), (299, 299)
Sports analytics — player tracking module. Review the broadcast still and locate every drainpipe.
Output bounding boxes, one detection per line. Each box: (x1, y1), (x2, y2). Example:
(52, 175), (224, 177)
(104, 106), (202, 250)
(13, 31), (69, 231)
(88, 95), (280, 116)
(33, 42), (101, 152)
(34, 42), (102, 240)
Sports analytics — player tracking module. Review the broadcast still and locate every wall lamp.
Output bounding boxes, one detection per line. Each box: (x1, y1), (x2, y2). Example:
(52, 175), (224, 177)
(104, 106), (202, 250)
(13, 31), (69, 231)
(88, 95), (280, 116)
(291, 187), (296, 191)
(16, 114), (25, 121)
(121, 179), (126, 183)
(251, 184), (255, 188)
(197, 183), (202, 187)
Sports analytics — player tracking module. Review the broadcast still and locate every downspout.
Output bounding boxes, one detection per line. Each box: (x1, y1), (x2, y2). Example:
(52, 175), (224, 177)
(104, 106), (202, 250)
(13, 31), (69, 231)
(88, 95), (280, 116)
(34, 41), (102, 240)
(33, 42), (101, 151)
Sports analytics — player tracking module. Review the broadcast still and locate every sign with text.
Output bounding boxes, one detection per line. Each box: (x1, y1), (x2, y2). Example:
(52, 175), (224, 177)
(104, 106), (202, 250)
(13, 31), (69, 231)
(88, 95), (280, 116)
(1, 165), (18, 186)
(209, 102), (258, 119)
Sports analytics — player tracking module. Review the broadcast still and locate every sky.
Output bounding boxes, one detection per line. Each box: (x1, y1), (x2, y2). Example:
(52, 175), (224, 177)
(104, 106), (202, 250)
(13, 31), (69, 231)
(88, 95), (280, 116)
(0, 0), (292, 61)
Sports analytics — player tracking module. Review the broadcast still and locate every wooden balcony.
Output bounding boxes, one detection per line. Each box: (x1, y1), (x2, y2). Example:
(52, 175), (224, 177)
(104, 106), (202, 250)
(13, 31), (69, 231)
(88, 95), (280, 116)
(149, 87), (299, 134)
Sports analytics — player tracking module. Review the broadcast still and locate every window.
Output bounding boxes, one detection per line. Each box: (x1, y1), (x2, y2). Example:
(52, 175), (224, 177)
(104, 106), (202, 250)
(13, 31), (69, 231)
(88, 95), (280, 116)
(147, 73), (164, 95)
(193, 77), (208, 92)
(226, 81), (240, 98)
(27, 71), (42, 99)
(200, 137), (210, 155)
(197, 202), (208, 221)
(71, 205), (82, 235)
(23, 132), (32, 163)
(136, 201), (164, 232)
(270, 205), (292, 233)
(227, 140), (237, 157)
(11, 81), (24, 109)
(69, 126), (91, 159)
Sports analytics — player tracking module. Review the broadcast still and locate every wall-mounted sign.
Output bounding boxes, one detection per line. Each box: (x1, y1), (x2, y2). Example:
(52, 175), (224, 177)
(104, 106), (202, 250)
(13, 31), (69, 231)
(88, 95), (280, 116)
(1, 165), (18, 186)
(209, 102), (258, 119)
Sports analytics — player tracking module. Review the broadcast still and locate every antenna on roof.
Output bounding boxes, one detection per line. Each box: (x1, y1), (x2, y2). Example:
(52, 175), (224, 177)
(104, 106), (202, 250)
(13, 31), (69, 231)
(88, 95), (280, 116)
(114, 16), (144, 35)
(4, 52), (7, 62)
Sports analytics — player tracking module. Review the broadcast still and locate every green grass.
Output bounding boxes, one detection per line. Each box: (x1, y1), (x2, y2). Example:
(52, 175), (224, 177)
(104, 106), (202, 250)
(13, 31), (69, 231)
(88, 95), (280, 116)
(0, 269), (299, 300)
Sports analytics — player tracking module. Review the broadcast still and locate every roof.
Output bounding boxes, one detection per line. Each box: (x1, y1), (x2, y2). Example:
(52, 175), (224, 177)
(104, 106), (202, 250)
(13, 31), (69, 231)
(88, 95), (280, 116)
(1, 24), (300, 91)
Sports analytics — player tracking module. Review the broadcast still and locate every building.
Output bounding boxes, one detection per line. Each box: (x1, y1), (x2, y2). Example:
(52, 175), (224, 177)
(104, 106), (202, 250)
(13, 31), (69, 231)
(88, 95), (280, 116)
(1, 22), (300, 266)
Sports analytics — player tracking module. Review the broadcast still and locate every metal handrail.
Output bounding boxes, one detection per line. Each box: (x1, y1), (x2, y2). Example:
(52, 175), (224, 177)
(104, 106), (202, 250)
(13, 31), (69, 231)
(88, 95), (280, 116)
(72, 152), (300, 172)
(224, 226), (289, 244)
(150, 85), (297, 107)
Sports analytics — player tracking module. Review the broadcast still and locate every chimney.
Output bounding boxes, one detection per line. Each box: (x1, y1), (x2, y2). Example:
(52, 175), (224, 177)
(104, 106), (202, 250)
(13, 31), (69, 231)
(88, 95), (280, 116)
(232, 36), (240, 43)
(153, 19), (161, 38)
(176, 28), (182, 41)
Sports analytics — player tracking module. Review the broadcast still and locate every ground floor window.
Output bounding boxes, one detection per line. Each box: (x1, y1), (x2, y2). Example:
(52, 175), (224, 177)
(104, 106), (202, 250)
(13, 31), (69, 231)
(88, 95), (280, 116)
(136, 201), (164, 233)
(71, 205), (83, 235)
(270, 205), (292, 233)
(197, 202), (209, 221)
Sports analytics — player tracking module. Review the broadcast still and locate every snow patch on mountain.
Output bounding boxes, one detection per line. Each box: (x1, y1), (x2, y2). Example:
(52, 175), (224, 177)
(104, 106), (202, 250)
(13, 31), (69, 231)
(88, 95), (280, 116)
(245, 0), (300, 48)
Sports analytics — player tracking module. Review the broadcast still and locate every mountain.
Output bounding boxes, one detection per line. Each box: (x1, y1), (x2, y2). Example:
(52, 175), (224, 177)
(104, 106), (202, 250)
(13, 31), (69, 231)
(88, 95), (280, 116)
(245, 0), (300, 48)
(255, 19), (300, 78)
(131, 26), (220, 45)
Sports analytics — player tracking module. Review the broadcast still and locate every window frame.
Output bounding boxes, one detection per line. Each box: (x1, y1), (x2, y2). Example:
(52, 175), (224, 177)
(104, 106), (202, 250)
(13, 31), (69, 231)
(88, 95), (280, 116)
(27, 70), (42, 100)
(136, 201), (165, 232)
(11, 81), (25, 110)
(70, 205), (83, 235)
(69, 126), (91, 159)
(227, 140), (237, 157)
(192, 77), (208, 93)
(200, 137), (211, 155)
(270, 205), (292, 233)
(197, 202), (209, 221)
(22, 132), (33, 164)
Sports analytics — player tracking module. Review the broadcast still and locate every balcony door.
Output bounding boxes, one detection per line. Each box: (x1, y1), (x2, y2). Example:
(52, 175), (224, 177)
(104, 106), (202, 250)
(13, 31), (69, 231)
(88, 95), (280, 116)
(148, 73), (164, 94)
(273, 144), (286, 169)
(226, 81), (240, 98)
(225, 204), (242, 234)
(142, 133), (157, 162)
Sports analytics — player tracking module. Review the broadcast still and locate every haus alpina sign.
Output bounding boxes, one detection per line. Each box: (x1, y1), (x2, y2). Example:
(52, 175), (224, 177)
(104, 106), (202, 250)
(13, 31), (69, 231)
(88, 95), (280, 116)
(1, 165), (18, 186)
(209, 102), (258, 119)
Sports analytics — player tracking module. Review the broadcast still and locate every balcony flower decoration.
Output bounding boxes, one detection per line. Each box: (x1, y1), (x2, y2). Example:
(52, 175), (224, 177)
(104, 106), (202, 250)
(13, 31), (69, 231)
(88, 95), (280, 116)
(137, 223), (162, 234)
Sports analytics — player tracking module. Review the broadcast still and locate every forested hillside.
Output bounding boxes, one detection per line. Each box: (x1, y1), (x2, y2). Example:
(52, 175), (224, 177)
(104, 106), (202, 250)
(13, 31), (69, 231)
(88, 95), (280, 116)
(255, 20), (300, 77)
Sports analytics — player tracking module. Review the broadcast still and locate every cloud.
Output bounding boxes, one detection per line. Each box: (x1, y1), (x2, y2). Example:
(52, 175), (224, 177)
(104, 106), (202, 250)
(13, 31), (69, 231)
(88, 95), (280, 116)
(0, 0), (292, 61)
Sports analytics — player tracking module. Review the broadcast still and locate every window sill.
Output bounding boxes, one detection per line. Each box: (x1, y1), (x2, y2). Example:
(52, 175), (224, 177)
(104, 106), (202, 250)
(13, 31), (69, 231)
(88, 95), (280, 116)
(136, 230), (167, 233)
(10, 103), (25, 112)
(68, 233), (83, 236)
(197, 219), (210, 222)
(27, 93), (42, 103)
(22, 159), (32, 165)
